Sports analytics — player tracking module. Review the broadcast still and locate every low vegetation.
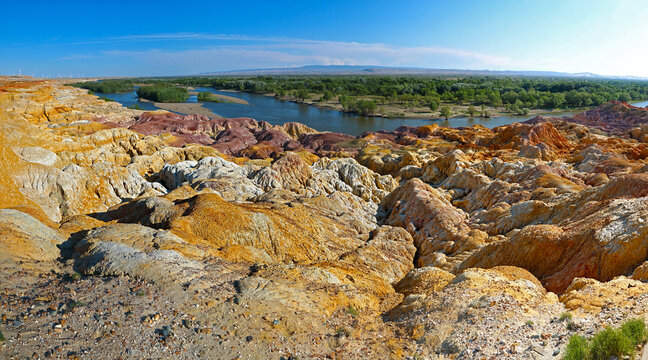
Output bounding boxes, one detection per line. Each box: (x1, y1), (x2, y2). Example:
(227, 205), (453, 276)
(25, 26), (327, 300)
(169, 75), (648, 111)
(346, 305), (359, 317)
(560, 312), (574, 322)
(75, 75), (648, 118)
(136, 85), (189, 103)
(563, 318), (647, 360)
(69, 273), (82, 281)
(70, 79), (135, 94)
(197, 91), (229, 103)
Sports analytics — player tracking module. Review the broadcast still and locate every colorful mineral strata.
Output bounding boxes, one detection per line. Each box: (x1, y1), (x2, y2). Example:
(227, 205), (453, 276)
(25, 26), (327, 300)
(3, 77), (648, 359)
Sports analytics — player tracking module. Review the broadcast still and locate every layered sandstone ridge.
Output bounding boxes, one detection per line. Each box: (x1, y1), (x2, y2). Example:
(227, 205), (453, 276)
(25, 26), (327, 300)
(3, 77), (648, 359)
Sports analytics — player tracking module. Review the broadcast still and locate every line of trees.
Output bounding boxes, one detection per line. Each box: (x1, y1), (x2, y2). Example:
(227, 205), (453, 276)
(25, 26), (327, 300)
(338, 94), (377, 115)
(70, 79), (135, 93)
(136, 85), (189, 103)
(160, 75), (648, 111)
(72, 75), (648, 112)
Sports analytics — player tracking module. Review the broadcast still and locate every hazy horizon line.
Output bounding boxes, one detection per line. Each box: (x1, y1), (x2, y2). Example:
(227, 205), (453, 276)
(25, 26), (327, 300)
(6, 64), (647, 80)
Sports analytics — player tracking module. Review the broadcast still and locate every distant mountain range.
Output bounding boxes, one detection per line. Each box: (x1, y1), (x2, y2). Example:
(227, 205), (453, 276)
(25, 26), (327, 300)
(199, 65), (648, 80)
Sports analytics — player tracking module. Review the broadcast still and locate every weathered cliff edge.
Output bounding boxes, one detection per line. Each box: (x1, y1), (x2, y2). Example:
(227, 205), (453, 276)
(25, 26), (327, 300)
(2, 77), (648, 359)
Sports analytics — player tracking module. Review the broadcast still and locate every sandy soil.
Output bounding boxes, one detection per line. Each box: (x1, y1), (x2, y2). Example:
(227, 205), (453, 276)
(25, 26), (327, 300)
(190, 92), (249, 105)
(141, 99), (222, 118)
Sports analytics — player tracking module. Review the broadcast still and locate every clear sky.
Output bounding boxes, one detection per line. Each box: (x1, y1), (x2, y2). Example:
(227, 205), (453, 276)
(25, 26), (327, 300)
(2, 0), (647, 77)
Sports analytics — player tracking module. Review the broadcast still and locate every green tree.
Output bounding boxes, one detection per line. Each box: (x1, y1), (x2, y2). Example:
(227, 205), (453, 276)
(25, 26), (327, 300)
(388, 88), (398, 100)
(136, 85), (189, 103)
(296, 88), (310, 101)
(502, 90), (518, 104)
(565, 90), (581, 107)
(322, 90), (334, 101)
(467, 105), (477, 117)
(429, 100), (439, 111)
(339, 94), (351, 108)
(488, 91), (503, 107)
(440, 106), (451, 119)
(618, 92), (631, 102)
(545, 93), (565, 109)
(356, 100), (377, 115)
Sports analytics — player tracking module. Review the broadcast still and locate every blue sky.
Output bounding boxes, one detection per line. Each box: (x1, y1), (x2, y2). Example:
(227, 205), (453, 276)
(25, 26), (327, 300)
(2, 0), (647, 77)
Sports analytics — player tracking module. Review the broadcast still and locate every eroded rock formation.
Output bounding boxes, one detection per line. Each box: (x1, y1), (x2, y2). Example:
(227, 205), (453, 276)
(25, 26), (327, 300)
(3, 78), (648, 359)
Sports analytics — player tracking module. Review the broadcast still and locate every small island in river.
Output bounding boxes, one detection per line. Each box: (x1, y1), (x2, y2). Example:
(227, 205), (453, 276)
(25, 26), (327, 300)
(140, 99), (222, 118)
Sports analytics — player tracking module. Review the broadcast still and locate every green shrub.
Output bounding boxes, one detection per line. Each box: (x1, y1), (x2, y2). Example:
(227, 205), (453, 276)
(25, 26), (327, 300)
(69, 272), (82, 281)
(137, 86), (189, 103)
(621, 318), (648, 345)
(564, 335), (588, 360)
(197, 92), (226, 103)
(563, 318), (647, 360)
(560, 312), (573, 322)
(0, 329), (5, 342)
(588, 327), (633, 360)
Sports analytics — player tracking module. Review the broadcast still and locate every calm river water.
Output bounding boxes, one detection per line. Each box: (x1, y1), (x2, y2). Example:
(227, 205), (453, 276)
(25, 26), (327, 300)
(101, 87), (629, 136)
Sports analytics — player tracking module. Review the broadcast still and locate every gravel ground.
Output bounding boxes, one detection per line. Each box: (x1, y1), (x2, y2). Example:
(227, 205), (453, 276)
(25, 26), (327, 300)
(0, 263), (416, 360)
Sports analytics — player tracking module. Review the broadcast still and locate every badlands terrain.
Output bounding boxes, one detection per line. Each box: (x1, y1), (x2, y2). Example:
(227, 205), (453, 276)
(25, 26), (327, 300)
(2, 77), (648, 359)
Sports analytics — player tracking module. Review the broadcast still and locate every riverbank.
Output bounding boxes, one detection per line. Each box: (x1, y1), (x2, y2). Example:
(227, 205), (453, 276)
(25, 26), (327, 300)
(98, 87), (604, 135)
(270, 93), (582, 120)
(140, 99), (222, 118)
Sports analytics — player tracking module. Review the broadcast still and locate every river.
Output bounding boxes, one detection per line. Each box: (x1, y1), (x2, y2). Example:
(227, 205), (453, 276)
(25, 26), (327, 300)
(100, 88), (641, 136)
